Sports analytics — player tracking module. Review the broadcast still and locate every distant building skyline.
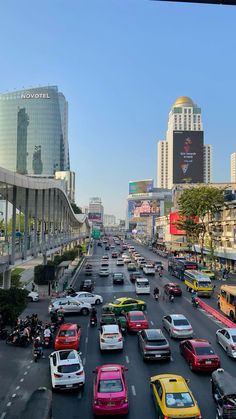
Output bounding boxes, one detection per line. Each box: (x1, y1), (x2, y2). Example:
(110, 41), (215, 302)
(103, 214), (116, 226)
(231, 152), (236, 183)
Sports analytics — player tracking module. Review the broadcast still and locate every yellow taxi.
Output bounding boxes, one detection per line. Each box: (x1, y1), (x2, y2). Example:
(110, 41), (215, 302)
(108, 297), (146, 315)
(150, 374), (201, 418)
(200, 268), (216, 280)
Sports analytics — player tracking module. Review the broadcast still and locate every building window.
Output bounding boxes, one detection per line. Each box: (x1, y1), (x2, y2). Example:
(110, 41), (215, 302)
(188, 108), (191, 114)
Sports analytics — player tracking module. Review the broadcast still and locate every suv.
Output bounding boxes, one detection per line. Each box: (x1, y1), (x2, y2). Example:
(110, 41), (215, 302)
(79, 279), (94, 292)
(113, 273), (124, 285)
(138, 328), (171, 361)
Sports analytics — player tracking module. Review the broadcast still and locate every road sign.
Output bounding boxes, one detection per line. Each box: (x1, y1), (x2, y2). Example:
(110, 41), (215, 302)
(92, 229), (101, 239)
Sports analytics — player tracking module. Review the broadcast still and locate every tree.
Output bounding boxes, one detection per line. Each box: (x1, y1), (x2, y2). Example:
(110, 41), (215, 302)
(70, 202), (82, 214)
(175, 216), (203, 260)
(178, 186), (225, 262)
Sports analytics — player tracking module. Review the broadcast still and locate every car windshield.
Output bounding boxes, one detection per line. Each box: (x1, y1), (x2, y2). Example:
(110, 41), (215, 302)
(173, 319), (189, 326)
(232, 335), (236, 343)
(114, 274), (123, 278)
(199, 281), (211, 288)
(148, 339), (167, 346)
(130, 315), (145, 321)
(98, 379), (123, 393)
(58, 330), (76, 337)
(195, 346), (215, 355)
(113, 299), (120, 305)
(58, 364), (80, 373)
(165, 392), (194, 408)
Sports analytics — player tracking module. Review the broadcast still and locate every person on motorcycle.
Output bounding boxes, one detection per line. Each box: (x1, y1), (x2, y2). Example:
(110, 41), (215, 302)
(90, 307), (97, 324)
(50, 311), (58, 324)
(153, 287), (160, 299)
(43, 326), (52, 341)
(191, 289), (197, 302)
(33, 336), (44, 358)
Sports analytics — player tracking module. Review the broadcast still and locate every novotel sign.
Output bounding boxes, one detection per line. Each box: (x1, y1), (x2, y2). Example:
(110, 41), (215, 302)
(21, 92), (50, 99)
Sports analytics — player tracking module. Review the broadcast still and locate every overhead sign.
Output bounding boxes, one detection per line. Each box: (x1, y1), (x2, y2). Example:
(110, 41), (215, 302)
(92, 229), (101, 239)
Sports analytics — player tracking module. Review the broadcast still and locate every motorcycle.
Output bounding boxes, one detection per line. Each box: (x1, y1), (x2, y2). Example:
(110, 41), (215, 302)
(192, 298), (199, 308)
(33, 348), (41, 362)
(43, 336), (51, 348)
(154, 293), (159, 301)
(90, 316), (97, 327)
(6, 331), (30, 347)
(169, 295), (174, 303)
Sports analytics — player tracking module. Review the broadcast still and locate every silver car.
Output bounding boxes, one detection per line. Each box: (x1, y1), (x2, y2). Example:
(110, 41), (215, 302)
(162, 314), (193, 339)
(216, 328), (236, 358)
(48, 297), (91, 315)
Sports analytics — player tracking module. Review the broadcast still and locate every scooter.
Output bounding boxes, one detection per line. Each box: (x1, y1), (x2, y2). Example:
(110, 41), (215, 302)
(33, 348), (41, 362)
(90, 317), (97, 327)
(43, 336), (51, 348)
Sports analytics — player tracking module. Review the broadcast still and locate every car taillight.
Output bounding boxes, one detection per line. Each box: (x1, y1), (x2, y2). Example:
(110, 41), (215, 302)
(76, 370), (84, 376)
(230, 344), (235, 350)
(54, 373), (63, 378)
(118, 337), (123, 341)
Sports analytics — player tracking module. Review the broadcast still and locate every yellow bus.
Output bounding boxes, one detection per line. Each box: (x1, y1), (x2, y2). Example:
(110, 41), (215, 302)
(184, 270), (214, 297)
(218, 285), (236, 322)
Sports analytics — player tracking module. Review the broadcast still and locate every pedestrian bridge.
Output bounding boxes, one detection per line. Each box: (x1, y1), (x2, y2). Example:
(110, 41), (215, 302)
(0, 166), (90, 284)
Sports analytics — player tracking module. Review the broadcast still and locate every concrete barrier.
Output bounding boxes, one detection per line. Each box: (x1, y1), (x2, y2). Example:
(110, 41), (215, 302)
(197, 298), (236, 328)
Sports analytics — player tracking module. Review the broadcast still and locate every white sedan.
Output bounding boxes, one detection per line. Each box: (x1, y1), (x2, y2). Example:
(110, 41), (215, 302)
(216, 328), (236, 358)
(99, 325), (123, 351)
(69, 291), (103, 305)
(116, 258), (124, 266)
(49, 349), (85, 390)
(99, 268), (109, 277)
(27, 291), (39, 302)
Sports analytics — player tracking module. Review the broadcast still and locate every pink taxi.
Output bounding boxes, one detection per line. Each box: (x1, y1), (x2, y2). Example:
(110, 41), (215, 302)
(93, 364), (129, 416)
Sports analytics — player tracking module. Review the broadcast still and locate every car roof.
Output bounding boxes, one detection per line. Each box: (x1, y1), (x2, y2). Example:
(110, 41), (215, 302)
(102, 325), (120, 333)
(166, 282), (179, 286)
(98, 364), (123, 380)
(55, 350), (80, 365)
(128, 310), (144, 316)
(151, 374), (188, 392)
(58, 323), (77, 331)
(145, 329), (164, 339)
(169, 314), (187, 320)
(188, 339), (210, 347)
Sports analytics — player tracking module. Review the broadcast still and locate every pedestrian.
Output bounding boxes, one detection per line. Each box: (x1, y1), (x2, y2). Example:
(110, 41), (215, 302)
(31, 282), (35, 292)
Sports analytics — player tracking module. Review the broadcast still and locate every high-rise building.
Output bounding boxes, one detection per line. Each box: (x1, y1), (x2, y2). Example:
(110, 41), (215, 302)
(157, 96), (212, 188)
(88, 197), (104, 224)
(231, 152), (236, 182)
(0, 86), (69, 176)
(103, 214), (116, 226)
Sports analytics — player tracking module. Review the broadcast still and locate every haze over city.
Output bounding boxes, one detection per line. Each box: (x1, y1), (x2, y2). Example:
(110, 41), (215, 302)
(0, 0), (236, 218)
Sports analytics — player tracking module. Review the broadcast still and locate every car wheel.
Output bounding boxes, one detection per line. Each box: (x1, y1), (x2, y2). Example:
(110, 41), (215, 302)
(95, 299), (101, 305)
(81, 308), (89, 316)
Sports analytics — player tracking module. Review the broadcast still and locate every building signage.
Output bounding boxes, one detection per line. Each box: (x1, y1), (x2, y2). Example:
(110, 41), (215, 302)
(21, 93), (50, 99)
(129, 180), (154, 195)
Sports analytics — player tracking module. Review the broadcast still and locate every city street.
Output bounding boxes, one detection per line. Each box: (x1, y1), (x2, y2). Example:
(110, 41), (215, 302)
(1, 240), (236, 419)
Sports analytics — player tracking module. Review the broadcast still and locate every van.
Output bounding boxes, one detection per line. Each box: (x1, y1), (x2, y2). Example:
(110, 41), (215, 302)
(184, 270), (213, 297)
(135, 278), (150, 295)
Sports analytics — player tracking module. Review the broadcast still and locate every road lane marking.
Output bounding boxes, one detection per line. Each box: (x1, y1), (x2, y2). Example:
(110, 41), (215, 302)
(85, 337), (88, 344)
(125, 355), (129, 364)
(0, 413), (6, 419)
(12, 394), (16, 398)
(15, 386), (20, 390)
(150, 320), (154, 326)
(20, 379), (24, 382)
(83, 357), (86, 365)
(6, 402), (11, 407)
(30, 360), (33, 363)
(171, 356), (174, 362)
(77, 392), (82, 400)
(27, 365), (31, 369)
(131, 385), (136, 396)
(24, 372), (28, 376)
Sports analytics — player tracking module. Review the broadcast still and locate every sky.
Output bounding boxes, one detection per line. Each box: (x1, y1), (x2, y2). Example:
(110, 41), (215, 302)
(0, 0), (236, 220)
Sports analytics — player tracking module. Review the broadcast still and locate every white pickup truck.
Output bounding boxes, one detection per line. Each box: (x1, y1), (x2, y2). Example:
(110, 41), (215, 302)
(143, 264), (155, 275)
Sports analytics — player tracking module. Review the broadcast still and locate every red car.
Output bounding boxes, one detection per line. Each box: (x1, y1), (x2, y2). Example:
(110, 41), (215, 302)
(164, 282), (182, 296)
(112, 252), (118, 258)
(126, 310), (149, 333)
(54, 323), (81, 351)
(179, 339), (220, 372)
(93, 364), (129, 416)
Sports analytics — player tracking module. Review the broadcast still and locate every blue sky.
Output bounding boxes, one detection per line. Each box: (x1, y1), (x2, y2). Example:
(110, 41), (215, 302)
(1, 0), (236, 219)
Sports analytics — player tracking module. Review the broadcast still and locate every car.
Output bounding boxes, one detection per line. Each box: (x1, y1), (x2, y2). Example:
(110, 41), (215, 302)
(48, 298), (91, 316)
(99, 325), (123, 351)
(54, 323), (81, 351)
(154, 261), (163, 271)
(123, 256), (131, 264)
(100, 313), (118, 327)
(135, 278), (150, 294)
(49, 349), (85, 390)
(105, 245), (110, 251)
(69, 291), (103, 305)
(143, 264), (155, 275)
(85, 267), (93, 276)
(180, 338), (220, 372)
(138, 329), (171, 361)
(99, 268), (109, 277)
(101, 260), (109, 267)
(111, 252), (118, 258)
(79, 279), (95, 292)
(162, 314), (193, 339)
(126, 310), (148, 332)
(27, 291), (39, 302)
(108, 297), (146, 315)
(116, 258), (124, 266)
(137, 260), (146, 270)
(97, 242), (102, 247)
(93, 364), (129, 416)
(150, 374), (201, 418)
(102, 255), (109, 260)
(164, 283), (182, 296)
(127, 263), (136, 271)
(112, 272), (124, 285)
(200, 268), (216, 280)
(129, 271), (143, 283)
(216, 327), (236, 358)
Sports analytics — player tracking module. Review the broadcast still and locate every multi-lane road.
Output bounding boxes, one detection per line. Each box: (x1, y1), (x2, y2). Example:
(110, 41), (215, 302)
(0, 240), (236, 419)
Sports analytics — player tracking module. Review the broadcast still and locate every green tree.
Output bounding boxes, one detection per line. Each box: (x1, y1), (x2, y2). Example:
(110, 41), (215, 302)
(71, 202), (82, 214)
(175, 216), (204, 261)
(178, 186), (225, 263)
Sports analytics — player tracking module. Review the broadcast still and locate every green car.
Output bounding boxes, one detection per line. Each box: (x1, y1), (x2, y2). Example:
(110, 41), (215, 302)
(127, 263), (136, 272)
(108, 297), (146, 315)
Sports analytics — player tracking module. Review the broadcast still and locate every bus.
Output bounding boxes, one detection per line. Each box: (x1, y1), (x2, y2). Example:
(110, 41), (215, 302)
(168, 257), (198, 280)
(184, 270), (213, 297)
(218, 285), (236, 322)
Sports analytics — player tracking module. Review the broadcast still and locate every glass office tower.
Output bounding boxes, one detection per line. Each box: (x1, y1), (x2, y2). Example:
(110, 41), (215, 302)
(0, 86), (70, 176)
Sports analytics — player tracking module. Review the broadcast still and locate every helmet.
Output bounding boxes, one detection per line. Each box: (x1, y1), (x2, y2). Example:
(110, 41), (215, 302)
(36, 336), (40, 341)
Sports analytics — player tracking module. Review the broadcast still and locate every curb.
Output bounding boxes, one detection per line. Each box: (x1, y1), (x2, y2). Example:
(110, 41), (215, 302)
(197, 298), (236, 328)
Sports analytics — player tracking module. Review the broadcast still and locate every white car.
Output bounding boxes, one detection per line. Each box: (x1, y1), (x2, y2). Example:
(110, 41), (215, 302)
(101, 260), (109, 267)
(216, 328), (236, 358)
(27, 291), (39, 302)
(49, 349), (85, 390)
(68, 291), (103, 305)
(143, 264), (155, 275)
(99, 268), (109, 277)
(116, 258), (124, 266)
(124, 257), (131, 264)
(162, 314), (193, 339)
(99, 324), (123, 351)
(48, 297), (91, 315)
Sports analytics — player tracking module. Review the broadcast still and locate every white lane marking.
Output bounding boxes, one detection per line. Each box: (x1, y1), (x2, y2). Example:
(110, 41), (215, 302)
(131, 385), (136, 396)
(150, 320), (154, 326)
(6, 402), (11, 407)
(12, 394), (16, 398)
(77, 392), (82, 400)
(85, 337), (88, 344)
(20, 379), (24, 383)
(27, 365), (31, 369)
(83, 357), (86, 365)
(171, 356), (174, 362)
(24, 371), (28, 376)
(15, 386), (20, 390)
(125, 355), (129, 364)
(0, 413), (6, 419)
(30, 360), (33, 363)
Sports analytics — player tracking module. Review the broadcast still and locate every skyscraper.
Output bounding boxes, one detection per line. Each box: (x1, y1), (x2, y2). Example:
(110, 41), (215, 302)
(157, 96), (212, 188)
(0, 86), (70, 176)
(88, 197), (104, 224)
(231, 152), (236, 182)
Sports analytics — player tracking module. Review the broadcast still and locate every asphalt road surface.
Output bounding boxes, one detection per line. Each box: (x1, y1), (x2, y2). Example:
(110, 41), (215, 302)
(0, 239), (236, 419)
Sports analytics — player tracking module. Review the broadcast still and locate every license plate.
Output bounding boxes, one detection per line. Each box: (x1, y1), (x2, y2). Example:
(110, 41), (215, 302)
(155, 354), (161, 358)
(107, 402), (115, 406)
(136, 324), (141, 327)
(66, 384), (73, 388)
(205, 361), (212, 364)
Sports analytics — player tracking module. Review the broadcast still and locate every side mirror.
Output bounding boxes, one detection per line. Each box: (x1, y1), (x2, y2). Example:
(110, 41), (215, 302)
(185, 378), (190, 383)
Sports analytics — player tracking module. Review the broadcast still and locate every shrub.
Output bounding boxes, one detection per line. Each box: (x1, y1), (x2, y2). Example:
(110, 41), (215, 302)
(0, 288), (28, 326)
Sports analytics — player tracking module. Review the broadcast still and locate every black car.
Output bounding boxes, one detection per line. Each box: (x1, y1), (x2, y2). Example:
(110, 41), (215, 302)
(112, 273), (124, 285)
(97, 242), (102, 247)
(105, 245), (110, 250)
(79, 279), (94, 292)
(138, 329), (171, 361)
(129, 271), (143, 283)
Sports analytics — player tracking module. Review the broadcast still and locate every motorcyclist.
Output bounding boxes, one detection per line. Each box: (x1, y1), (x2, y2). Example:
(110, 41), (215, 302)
(33, 336), (44, 358)
(56, 308), (64, 325)
(90, 307), (97, 324)
(43, 326), (52, 341)
(191, 290), (197, 302)
(169, 293), (174, 302)
(153, 287), (160, 300)
(50, 311), (58, 324)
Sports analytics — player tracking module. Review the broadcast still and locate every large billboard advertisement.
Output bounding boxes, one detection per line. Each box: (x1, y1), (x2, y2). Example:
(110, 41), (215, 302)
(88, 212), (102, 221)
(173, 131), (204, 184)
(128, 199), (160, 221)
(129, 179), (154, 195)
(169, 212), (186, 235)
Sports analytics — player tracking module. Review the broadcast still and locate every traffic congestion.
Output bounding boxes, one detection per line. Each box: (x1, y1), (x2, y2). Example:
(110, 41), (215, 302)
(1, 237), (236, 419)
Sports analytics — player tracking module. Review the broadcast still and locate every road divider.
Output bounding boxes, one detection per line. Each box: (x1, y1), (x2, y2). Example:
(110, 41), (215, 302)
(196, 298), (236, 328)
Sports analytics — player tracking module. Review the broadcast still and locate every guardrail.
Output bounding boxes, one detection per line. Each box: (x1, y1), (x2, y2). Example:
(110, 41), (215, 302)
(197, 297), (236, 328)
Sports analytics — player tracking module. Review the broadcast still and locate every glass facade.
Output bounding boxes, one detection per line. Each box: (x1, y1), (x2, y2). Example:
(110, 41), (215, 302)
(0, 86), (70, 176)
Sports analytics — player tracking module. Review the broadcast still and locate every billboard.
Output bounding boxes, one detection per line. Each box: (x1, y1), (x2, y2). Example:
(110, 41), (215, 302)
(128, 199), (160, 221)
(88, 212), (102, 221)
(173, 131), (204, 184)
(129, 179), (154, 195)
(170, 212), (186, 235)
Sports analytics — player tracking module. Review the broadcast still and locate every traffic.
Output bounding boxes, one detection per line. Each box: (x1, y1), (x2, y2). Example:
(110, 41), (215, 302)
(1, 237), (236, 418)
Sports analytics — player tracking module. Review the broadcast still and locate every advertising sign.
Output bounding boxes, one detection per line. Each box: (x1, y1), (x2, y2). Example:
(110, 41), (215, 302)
(88, 212), (102, 221)
(170, 212), (186, 235)
(173, 131), (204, 184)
(128, 199), (160, 221)
(129, 180), (154, 195)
